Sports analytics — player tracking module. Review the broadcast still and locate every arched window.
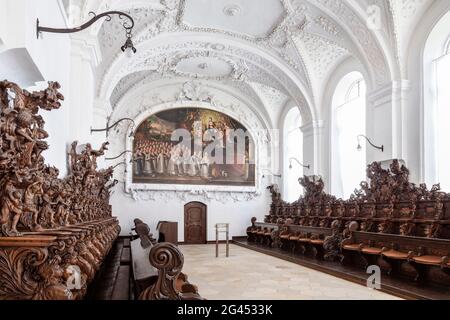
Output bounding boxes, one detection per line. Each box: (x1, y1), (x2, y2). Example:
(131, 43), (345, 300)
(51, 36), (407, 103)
(424, 11), (450, 190)
(331, 72), (366, 199)
(283, 107), (303, 202)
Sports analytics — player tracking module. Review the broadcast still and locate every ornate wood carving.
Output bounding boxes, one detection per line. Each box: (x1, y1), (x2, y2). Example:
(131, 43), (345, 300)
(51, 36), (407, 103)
(138, 243), (203, 300)
(0, 81), (120, 300)
(252, 160), (450, 289)
(261, 160), (450, 239)
(323, 220), (344, 262)
(133, 218), (156, 248)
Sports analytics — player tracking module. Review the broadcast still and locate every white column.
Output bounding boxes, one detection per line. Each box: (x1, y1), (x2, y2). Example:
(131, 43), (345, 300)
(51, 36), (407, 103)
(93, 98), (112, 170)
(394, 80), (417, 182)
(366, 81), (412, 174)
(301, 120), (325, 178)
(68, 34), (101, 145)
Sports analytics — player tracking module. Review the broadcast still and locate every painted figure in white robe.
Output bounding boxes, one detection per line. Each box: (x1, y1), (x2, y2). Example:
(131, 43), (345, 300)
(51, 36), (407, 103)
(167, 152), (177, 176)
(143, 153), (153, 175)
(193, 151), (202, 175)
(134, 151), (144, 176)
(151, 156), (157, 173)
(188, 155), (197, 176)
(243, 154), (249, 180)
(157, 152), (165, 174)
(201, 153), (210, 179)
(182, 147), (191, 175)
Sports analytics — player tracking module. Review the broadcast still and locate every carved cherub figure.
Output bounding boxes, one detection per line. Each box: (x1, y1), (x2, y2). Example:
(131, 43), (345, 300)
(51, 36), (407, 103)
(336, 200), (345, 217)
(319, 218), (331, 228)
(55, 189), (70, 226)
(424, 222), (442, 238)
(323, 220), (344, 261)
(434, 193), (445, 220)
(399, 222), (415, 236)
(133, 219), (156, 248)
(34, 257), (71, 300)
(1, 180), (23, 236)
(360, 220), (373, 232)
(87, 142), (109, 171)
(70, 199), (83, 224)
(382, 202), (394, 218)
(40, 188), (57, 228)
(377, 221), (392, 234)
(349, 201), (360, 218)
(309, 217), (319, 227)
(69, 141), (80, 172)
(22, 178), (44, 231)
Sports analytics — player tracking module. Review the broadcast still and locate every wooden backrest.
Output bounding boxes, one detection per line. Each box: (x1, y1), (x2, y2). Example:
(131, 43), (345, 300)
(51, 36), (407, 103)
(345, 229), (450, 257)
(130, 239), (158, 281)
(286, 225), (332, 239)
(264, 160), (450, 239)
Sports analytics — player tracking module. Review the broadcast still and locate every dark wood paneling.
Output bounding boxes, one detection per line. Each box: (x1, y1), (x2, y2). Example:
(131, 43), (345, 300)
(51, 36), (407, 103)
(184, 202), (207, 244)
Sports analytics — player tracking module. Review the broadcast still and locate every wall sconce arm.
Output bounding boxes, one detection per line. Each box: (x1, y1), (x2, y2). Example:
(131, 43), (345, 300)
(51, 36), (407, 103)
(105, 150), (133, 161)
(289, 157), (310, 170)
(91, 118), (135, 137)
(357, 135), (384, 152)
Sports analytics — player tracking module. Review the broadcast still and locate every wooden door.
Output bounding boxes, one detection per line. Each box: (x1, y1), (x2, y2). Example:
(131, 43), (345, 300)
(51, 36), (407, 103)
(184, 202), (207, 244)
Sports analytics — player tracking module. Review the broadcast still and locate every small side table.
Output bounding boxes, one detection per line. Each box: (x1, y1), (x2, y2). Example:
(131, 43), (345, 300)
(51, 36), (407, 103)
(215, 223), (230, 258)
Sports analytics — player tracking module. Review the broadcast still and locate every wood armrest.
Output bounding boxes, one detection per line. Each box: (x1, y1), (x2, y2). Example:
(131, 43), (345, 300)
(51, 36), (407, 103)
(441, 256), (450, 269)
(341, 238), (353, 247)
(181, 283), (198, 294)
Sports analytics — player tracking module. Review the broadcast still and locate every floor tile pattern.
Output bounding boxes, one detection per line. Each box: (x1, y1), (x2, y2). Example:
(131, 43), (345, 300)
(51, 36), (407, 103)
(180, 244), (400, 300)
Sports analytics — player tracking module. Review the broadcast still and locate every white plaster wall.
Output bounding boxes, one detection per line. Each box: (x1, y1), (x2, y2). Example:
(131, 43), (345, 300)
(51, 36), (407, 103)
(111, 191), (271, 240)
(405, 0), (450, 185)
(0, 0), (104, 177)
(106, 80), (276, 238)
(0, 0), (72, 176)
(369, 91), (393, 162)
(319, 57), (369, 193)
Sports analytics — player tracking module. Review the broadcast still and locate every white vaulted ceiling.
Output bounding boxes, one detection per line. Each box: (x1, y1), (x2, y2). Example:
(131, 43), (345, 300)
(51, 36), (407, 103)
(180, 0), (287, 39)
(62, 0), (434, 126)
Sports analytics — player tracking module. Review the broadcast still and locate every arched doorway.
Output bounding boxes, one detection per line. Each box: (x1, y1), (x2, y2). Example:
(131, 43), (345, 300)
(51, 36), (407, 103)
(184, 202), (207, 244)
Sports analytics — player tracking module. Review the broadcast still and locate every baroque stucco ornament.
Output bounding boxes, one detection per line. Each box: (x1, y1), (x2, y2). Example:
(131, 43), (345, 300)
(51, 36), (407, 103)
(102, 40), (314, 124)
(67, 0), (432, 109)
(107, 81), (272, 203)
(94, 0), (398, 110)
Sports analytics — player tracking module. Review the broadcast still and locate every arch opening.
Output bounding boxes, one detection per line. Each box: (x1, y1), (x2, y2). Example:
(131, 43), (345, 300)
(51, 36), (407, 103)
(331, 71), (366, 199)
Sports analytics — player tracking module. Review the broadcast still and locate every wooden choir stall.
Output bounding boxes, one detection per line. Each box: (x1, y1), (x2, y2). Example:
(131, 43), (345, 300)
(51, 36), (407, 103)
(0, 81), (202, 300)
(247, 161), (450, 297)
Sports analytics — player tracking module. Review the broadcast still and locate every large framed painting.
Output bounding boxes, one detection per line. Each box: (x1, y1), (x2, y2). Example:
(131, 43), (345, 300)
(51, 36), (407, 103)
(132, 108), (256, 187)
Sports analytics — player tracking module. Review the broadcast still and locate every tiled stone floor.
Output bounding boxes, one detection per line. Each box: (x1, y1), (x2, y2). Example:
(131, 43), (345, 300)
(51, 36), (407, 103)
(180, 244), (401, 300)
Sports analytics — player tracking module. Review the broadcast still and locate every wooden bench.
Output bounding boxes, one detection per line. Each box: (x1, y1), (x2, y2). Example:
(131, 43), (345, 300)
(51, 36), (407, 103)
(87, 239), (127, 300)
(120, 247), (131, 265)
(247, 220), (278, 246)
(252, 161), (450, 291)
(138, 242), (204, 300)
(247, 217), (340, 260)
(342, 221), (450, 283)
(111, 265), (131, 300)
(130, 238), (159, 297)
(130, 219), (203, 300)
(279, 223), (333, 259)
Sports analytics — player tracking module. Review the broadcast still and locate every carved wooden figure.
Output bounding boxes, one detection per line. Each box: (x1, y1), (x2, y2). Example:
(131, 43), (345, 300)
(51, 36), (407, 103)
(0, 81), (120, 300)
